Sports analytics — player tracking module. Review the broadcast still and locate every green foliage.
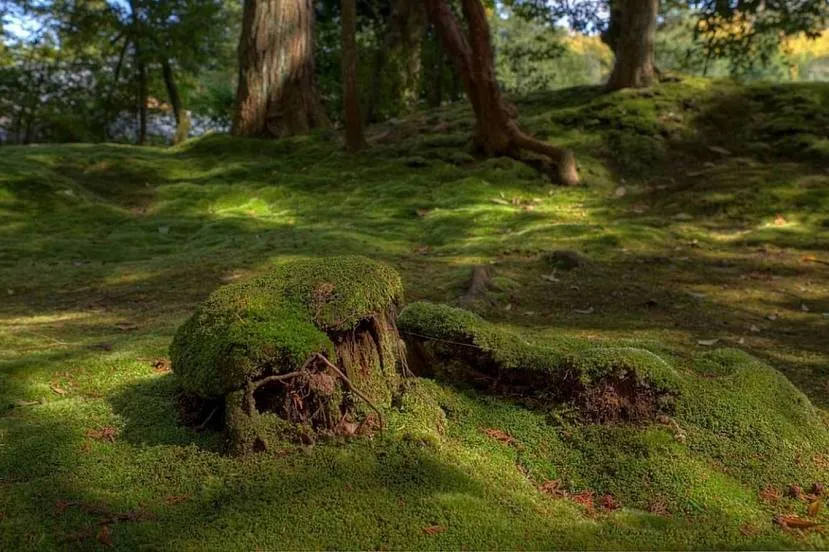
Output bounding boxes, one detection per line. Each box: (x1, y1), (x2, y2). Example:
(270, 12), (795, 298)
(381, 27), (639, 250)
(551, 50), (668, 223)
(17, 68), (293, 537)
(170, 256), (403, 398)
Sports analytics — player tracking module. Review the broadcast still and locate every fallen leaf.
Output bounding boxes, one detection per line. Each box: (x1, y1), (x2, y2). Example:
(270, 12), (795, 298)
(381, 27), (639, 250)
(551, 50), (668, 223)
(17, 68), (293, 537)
(484, 428), (516, 446)
(808, 499), (823, 518)
(85, 427), (118, 443)
(614, 186), (627, 198)
(115, 322), (138, 331)
(600, 494), (621, 511)
(789, 485), (804, 499)
(571, 490), (595, 514)
(573, 307), (594, 315)
(541, 273), (560, 283)
(50, 384), (67, 395)
(490, 198), (510, 206)
(774, 214), (787, 226)
(158, 226), (170, 234)
(750, 325), (761, 333)
(697, 339), (719, 346)
(97, 525), (113, 546)
(422, 525), (446, 536)
(775, 514), (822, 530)
(648, 499), (669, 516)
(415, 208), (431, 218)
(539, 480), (567, 498)
(164, 495), (190, 506)
(740, 523), (761, 537)
(801, 304), (810, 313)
(760, 485), (782, 504)
(767, 313), (778, 321)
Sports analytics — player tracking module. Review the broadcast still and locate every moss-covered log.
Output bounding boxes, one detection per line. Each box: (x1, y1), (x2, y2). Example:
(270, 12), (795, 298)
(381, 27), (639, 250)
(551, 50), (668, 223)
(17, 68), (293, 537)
(398, 301), (680, 422)
(170, 256), (407, 454)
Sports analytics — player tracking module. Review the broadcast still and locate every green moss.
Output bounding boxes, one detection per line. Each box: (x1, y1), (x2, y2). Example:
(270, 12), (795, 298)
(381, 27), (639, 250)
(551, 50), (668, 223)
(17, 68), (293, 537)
(170, 256), (403, 398)
(398, 301), (681, 394)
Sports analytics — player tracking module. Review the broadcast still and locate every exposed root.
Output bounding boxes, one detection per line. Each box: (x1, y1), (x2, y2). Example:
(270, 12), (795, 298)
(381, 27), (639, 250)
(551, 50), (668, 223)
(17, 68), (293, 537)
(314, 354), (385, 430)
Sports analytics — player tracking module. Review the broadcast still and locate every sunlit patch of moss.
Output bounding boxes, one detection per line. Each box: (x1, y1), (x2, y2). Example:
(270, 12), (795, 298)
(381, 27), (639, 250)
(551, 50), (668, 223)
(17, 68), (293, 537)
(170, 256), (403, 398)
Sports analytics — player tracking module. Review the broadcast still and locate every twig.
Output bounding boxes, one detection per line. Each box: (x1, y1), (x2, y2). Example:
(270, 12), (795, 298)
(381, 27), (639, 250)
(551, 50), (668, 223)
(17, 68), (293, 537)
(314, 354), (384, 430)
(195, 405), (219, 432)
(251, 370), (304, 391)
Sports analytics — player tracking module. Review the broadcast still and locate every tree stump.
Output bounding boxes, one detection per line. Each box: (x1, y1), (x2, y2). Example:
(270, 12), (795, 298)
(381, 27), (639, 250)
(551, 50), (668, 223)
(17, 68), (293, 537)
(170, 256), (408, 454)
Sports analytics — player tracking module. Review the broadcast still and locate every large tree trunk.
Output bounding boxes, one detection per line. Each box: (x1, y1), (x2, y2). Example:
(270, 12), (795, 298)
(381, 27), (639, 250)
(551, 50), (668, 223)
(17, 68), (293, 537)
(341, 0), (366, 151)
(423, 0), (579, 186)
(367, 0), (426, 121)
(162, 59), (190, 145)
(233, 0), (328, 138)
(606, 0), (658, 91)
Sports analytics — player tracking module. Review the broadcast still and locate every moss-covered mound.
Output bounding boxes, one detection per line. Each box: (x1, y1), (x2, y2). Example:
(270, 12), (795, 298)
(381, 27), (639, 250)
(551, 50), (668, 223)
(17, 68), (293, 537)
(170, 256), (407, 453)
(398, 301), (681, 421)
(398, 303), (829, 484)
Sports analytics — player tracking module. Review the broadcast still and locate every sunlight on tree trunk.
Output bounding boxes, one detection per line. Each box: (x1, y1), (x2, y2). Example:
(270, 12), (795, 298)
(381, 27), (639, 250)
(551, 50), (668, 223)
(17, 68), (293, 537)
(606, 0), (658, 91)
(424, 0), (580, 185)
(233, 0), (328, 138)
(162, 59), (190, 145)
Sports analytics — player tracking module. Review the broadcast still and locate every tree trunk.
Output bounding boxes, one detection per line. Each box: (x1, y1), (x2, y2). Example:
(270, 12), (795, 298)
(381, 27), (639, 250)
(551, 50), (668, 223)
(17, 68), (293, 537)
(136, 56), (148, 145)
(423, 0), (579, 186)
(606, 0), (658, 91)
(233, 0), (328, 138)
(367, 0), (426, 120)
(427, 37), (444, 108)
(341, 0), (366, 151)
(162, 59), (190, 145)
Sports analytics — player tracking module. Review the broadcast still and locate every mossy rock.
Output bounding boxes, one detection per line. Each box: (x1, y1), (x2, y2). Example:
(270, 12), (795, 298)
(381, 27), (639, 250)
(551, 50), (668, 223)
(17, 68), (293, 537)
(170, 256), (407, 453)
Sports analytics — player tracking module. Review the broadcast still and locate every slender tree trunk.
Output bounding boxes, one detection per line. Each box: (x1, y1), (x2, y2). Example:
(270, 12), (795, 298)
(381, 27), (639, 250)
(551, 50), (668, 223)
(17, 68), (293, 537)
(104, 37), (129, 140)
(341, 0), (366, 151)
(162, 59), (190, 144)
(423, 0), (579, 185)
(233, 0), (328, 138)
(136, 55), (148, 145)
(367, 0), (426, 120)
(606, 0), (658, 91)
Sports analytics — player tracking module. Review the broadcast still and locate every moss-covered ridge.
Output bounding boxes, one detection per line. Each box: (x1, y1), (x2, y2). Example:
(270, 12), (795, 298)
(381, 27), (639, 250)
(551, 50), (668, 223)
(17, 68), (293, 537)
(398, 301), (682, 420)
(398, 302), (828, 442)
(170, 256), (404, 398)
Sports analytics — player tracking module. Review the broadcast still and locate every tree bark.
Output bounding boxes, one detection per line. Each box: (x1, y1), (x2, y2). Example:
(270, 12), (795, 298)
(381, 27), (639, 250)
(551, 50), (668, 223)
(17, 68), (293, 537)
(367, 0), (426, 121)
(606, 0), (658, 91)
(233, 0), (328, 138)
(341, 0), (366, 151)
(162, 58), (190, 144)
(423, 0), (579, 185)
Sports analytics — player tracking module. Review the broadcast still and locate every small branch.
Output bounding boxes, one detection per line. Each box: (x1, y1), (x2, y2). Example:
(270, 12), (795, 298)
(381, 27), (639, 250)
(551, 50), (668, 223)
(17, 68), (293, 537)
(314, 354), (384, 430)
(195, 405), (219, 432)
(251, 370), (304, 391)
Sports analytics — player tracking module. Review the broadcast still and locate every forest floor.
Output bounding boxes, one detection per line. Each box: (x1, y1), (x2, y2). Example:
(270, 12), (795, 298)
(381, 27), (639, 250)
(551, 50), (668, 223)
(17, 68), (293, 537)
(1, 77), (828, 550)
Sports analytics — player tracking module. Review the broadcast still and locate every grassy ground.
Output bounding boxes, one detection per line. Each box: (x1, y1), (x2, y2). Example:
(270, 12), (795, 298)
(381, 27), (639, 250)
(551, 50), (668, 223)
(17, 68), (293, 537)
(1, 77), (828, 550)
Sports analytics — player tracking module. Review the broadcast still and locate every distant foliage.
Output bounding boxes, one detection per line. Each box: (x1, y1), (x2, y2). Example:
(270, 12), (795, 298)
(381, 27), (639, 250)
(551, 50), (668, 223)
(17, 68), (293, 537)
(491, 9), (613, 94)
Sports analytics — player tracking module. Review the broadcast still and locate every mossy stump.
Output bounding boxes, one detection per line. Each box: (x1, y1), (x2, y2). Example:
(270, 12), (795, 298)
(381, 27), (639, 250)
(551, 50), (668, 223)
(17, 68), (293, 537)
(170, 256), (408, 454)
